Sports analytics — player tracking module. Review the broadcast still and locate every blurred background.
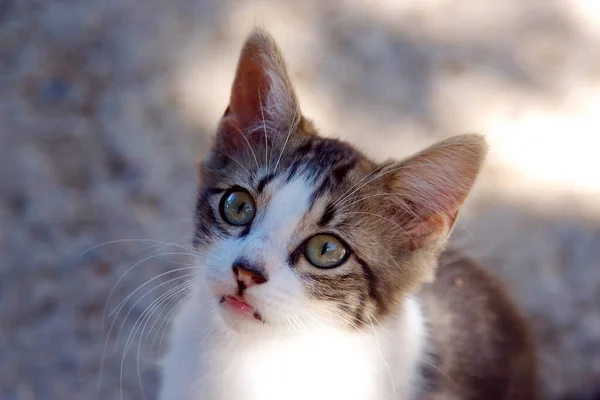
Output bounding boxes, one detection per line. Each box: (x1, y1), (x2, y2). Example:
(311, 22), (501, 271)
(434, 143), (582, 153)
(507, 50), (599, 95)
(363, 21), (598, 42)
(1, 0), (599, 398)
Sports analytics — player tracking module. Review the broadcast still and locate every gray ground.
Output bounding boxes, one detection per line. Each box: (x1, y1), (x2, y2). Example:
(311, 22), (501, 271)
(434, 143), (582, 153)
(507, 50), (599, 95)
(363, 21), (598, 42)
(1, 0), (599, 399)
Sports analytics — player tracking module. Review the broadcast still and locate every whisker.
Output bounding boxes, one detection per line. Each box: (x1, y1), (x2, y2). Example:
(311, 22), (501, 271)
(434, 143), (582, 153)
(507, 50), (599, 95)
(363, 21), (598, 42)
(337, 192), (419, 221)
(370, 315), (392, 338)
(104, 246), (215, 325)
(258, 90), (270, 170)
(83, 238), (199, 258)
(134, 287), (187, 399)
(118, 273), (196, 353)
(420, 358), (459, 390)
(279, 291), (398, 396)
(101, 244), (206, 328)
(110, 272), (200, 378)
(274, 111), (299, 174)
(97, 260), (198, 400)
(370, 318), (396, 397)
(137, 279), (197, 349)
(345, 211), (414, 242)
(218, 152), (252, 176)
(144, 279), (197, 342)
(117, 274), (196, 400)
(133, 279), (199, 399)
(338, 192), (473, 244)
(230, 120), (260, 170)
(109, 261), (197, 320)
(95, 240), (203, 329)
(155, 293), (193, 350)
(331, 163), (386, 209)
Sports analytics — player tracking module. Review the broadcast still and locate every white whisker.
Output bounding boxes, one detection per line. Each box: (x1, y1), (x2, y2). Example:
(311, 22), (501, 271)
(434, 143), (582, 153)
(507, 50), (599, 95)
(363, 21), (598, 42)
(331, 163), (387, 209)
(109, 262), (197, 319)
(155, 294), (193, 351)
(117, 275), (196, 400)
(345, 211), (414, 242)
(258, 90), (271, 171)
(133, 279), (199, 399)
(274, 112), (299, 174)
(230, 120), (260, 170)
(218, 152), (252, 176)
(337, 192), (419, 222)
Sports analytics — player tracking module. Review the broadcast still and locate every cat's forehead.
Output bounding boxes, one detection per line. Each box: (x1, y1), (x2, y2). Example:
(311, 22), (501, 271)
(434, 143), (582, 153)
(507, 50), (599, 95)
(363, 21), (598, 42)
(205, 135), (373, 192)
(200, 134), (385, 247)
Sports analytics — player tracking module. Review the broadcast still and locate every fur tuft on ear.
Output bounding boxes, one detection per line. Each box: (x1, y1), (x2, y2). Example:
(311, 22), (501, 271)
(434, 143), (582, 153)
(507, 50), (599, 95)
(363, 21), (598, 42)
(385, 134), (488, 248)
(216, 27), (300, 155)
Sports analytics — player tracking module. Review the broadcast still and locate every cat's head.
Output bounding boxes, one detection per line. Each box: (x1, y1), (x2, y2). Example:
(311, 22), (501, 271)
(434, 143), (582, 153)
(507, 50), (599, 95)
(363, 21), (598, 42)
(193, 28), (487, 335)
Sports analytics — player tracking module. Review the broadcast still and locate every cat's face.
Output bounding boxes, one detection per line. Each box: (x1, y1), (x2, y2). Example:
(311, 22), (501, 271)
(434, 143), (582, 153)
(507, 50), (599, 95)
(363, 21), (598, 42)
(193, 29), (486, 335)
(195, 131), (402, 334)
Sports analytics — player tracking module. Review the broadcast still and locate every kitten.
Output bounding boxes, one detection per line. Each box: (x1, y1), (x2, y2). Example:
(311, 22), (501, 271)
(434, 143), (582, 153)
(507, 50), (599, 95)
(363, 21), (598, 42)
(160, 28), (538, 400)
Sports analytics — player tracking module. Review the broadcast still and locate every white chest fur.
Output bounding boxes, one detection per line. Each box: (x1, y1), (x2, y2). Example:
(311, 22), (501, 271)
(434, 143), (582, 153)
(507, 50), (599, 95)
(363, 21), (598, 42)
(160, 293), (426, 400)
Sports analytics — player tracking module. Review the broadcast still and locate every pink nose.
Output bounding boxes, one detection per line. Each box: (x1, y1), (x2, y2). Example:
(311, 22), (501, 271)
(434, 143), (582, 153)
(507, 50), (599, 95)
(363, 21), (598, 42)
(232, 259), (267, 294)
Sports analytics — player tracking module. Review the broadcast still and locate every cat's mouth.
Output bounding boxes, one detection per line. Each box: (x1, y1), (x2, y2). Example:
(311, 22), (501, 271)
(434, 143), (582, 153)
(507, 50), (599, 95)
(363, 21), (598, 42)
(220, 295), (264, 322)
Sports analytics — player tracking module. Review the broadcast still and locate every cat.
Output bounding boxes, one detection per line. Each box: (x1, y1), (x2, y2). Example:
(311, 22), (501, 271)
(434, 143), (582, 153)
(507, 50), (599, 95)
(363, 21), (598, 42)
(159, 28), (538, 400)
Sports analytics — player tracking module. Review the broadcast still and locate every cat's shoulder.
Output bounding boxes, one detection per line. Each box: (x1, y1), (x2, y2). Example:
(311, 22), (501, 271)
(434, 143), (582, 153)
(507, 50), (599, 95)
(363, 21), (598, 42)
(417, 250), (539, 400)
(425, 250), (515, 308)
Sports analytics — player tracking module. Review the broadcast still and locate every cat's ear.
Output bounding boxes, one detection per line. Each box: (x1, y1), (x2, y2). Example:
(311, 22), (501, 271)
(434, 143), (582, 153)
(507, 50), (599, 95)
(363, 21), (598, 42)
(385, 134), (487, 249)
(216, 28), (300, 154)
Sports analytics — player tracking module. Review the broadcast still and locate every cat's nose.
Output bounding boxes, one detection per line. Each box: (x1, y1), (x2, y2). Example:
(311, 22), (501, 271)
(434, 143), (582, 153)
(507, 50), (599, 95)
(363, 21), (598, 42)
(232, 258), (267, 293)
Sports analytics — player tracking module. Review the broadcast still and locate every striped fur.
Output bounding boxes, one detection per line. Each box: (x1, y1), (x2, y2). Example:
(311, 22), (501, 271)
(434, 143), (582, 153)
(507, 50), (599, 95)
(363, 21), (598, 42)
(161, 27), (538, 400)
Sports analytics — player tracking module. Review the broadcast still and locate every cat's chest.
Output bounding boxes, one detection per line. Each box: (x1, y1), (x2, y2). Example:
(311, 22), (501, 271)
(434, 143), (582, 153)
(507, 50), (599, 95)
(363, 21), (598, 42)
(199, 331), (398, 400)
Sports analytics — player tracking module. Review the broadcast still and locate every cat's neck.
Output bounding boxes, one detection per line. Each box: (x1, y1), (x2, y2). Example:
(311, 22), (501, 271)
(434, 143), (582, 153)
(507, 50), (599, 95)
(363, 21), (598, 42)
(162, 291), (427, 400)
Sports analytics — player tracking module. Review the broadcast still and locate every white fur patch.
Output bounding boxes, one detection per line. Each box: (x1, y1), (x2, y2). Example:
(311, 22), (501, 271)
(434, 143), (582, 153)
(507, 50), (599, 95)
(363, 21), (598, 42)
(160, 174), (427, 399)
(161, 295), (426, 400)
(199, 174), (315, 332)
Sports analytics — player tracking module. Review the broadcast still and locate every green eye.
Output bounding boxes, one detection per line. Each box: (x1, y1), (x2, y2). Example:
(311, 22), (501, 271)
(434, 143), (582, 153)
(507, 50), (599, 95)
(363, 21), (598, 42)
(304, 234), (348, 268)
(220, 189), (256, 226)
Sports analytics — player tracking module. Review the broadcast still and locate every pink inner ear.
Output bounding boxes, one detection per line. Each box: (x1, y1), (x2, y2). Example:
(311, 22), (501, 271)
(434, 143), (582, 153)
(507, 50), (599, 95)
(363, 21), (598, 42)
(216, 30), (301, 156)
(386, 135), (487, 247)
(215, 41), (273, 156)
(407, 211), (459, 250)
(228, 47), (271, 130)
(401, 161), (475, 219)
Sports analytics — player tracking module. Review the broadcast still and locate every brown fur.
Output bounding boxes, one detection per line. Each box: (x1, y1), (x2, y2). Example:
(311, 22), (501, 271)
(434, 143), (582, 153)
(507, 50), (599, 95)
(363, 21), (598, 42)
(193, 27), (539, 398)
(419, 251), (539, 399)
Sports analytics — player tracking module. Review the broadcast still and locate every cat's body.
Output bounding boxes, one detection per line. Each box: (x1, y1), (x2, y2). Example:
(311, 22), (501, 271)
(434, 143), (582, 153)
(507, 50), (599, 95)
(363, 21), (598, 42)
(161, 286), (424, 400)
(420, 252), (538, 399)
(160, 28), (538, 400)
(161, 252), (537, 400)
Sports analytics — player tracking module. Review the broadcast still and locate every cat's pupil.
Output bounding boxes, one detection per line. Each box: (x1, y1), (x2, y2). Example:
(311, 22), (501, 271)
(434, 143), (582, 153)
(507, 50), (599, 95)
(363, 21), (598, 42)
(220, 190), (256, 226)
(236, 203), (246, 214)
(304, 234), (348, 268)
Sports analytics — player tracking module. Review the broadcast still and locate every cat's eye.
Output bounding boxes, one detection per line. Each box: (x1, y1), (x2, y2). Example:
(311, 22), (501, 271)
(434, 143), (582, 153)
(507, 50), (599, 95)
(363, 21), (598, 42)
(304, 234), (348, 268)
(220, 189), (256, 226)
